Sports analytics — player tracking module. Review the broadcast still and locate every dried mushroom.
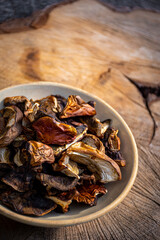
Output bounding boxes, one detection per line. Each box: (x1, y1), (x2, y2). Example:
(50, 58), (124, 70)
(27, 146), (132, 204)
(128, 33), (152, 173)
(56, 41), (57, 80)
(0, 181), (10, 192)
(33, 95), (58, 118)
(103, 128), (125, 166)
(0, 191), (57, 216)
(4, 96), (38, 123)
(53, 153), (80, 179)
(60, 95), (96, 119)
(4, 96), (32, 112)
(55, 95), (67, 113)
(12, 135), (27, 148)
(74, 183), (107, 206)
(36, 173), (78, 191)
(24, 102), (40, 122)
(81, 134), (105, 153)
(33, 116), (77, 145)
(108, 129), (120, 151)
(52, 124), (88, 157)
(67, 142), (121, 183)
(81, 117), (111, 139)
(14, 149), (23, 167)
(0, 163), (12, 179)
(47, 189), (76, 213)
(22, 117), (35, 140)
(0, 147), (11, 164)
(0, 106), (23, 147)
(0, 93), (125, 216)
(114, 159), (126, 167)
(2, 168), (35, 192)
(26, 140), (55, 167)
(79, 173), (96, 184)
(0, 117), (5, 133)
(47, 195), (72, 213)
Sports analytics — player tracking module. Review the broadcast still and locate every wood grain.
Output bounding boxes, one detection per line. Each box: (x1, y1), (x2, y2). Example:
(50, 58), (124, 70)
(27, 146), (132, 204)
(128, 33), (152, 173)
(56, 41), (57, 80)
(0, 0), (160, 239)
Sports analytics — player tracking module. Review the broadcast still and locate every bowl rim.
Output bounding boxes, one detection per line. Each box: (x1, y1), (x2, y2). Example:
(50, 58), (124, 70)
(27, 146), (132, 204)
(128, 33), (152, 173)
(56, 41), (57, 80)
(0, 82), (138, 227)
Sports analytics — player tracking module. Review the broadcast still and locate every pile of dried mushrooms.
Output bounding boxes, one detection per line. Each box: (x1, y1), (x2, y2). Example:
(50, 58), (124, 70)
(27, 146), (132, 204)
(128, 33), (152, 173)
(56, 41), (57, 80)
(0, 94), (125, 216)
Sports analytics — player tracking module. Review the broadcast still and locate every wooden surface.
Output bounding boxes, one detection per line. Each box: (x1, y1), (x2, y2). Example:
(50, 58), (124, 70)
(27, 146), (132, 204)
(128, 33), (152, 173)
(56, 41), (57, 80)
(0, 0), (160, 239)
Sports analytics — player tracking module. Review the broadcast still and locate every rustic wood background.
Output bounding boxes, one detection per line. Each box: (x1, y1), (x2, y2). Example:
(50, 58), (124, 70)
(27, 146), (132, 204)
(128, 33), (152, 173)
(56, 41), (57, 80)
(0, 0), (160, 239)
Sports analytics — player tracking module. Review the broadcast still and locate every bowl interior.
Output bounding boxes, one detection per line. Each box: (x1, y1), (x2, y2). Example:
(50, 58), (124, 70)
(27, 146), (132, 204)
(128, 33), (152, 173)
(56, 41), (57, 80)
(0, 83), (138, 226)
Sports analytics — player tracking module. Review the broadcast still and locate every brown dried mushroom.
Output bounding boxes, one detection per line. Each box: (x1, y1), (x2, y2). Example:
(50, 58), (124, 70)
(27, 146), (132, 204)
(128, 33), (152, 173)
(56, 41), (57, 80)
(66, 142), (121, 183)
(81, 134), (105, 153)
(53, 153), (80, 179)
(52, 124), (88, 157)
(0, 147), (11, 164)
(0, 191), (57, 216)
(60, 95), (96, 119)
(2, 168), (34, 192)
(36, 173), (78, 191)
(4, 96), (32, 111)
(80, 117), (111, 139)
(108, 129), (121, 152)
(0, 106), (23, 147)
(26, 140), (55, 167)
(74, 183), (107, 206)
(0, 163), (12, 179)
(33, 95), (58, 118)
(47, 189), (76, 212)
(33, 116), (77, 145)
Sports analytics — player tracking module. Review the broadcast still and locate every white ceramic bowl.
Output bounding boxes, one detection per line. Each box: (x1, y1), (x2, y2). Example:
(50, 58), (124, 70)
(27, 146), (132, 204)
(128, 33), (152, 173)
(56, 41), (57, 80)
(0, 82), (138, 227)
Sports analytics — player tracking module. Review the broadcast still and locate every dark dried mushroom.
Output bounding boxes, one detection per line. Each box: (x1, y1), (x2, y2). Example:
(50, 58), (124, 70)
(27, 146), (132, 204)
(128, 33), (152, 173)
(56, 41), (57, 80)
(52, 124), (88, 157)
(2, 168), (35, 192)
(4, 96), (41, 123)
(54, 95), (67, 113)
(0, 147), (11, 164)
(0, 163), (12, 179)
(14, 149), (23, 167)
(0, 191), (57, 216)
(105, 146), (124, 161)
(67, 142), (121, 183)
(103, 128), (125, 165)
(33, 116), (77, 145)
(47, 188), (76, 212)
(74, 183), (107, 206)
(4, 96), (32, 112)
(87, 100), (96, 108)
(81, 134), (105, 153)
(53, 153), (80, 179)
(24, 102), (40, 122)
(108, 129), (120, 152)
(36, 173), (78, 191)
(0, 117), (5, 133)
(60, 95), (96, 119)
(12, 135), (27, 148)
(114, 159), (126, 167)
(47, 195), (72, 213)
(33, 95), (58, 118)
(22, 117), (35, 140)
(26, 140), (55, 167)
(46, 187), (59, 196)
(0, 182), (10, 192)
(0, 106), (23, 147)
(80, 117), (111, 139)
(79, 173), (96, 184)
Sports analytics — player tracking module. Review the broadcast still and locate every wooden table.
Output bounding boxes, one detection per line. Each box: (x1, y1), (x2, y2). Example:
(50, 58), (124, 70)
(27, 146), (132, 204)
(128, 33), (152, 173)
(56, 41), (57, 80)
(0, 0), (159, 239)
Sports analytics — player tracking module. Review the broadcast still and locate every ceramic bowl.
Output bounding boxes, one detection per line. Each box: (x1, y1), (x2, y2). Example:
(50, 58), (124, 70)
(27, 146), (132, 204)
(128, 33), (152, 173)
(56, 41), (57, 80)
(0, 82), (138, 227)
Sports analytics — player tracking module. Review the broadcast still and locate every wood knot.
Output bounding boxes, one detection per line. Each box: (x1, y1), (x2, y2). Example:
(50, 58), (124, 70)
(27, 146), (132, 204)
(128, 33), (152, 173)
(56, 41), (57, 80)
(99, 68), (112, 85)
(19, 48), (43, 81)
